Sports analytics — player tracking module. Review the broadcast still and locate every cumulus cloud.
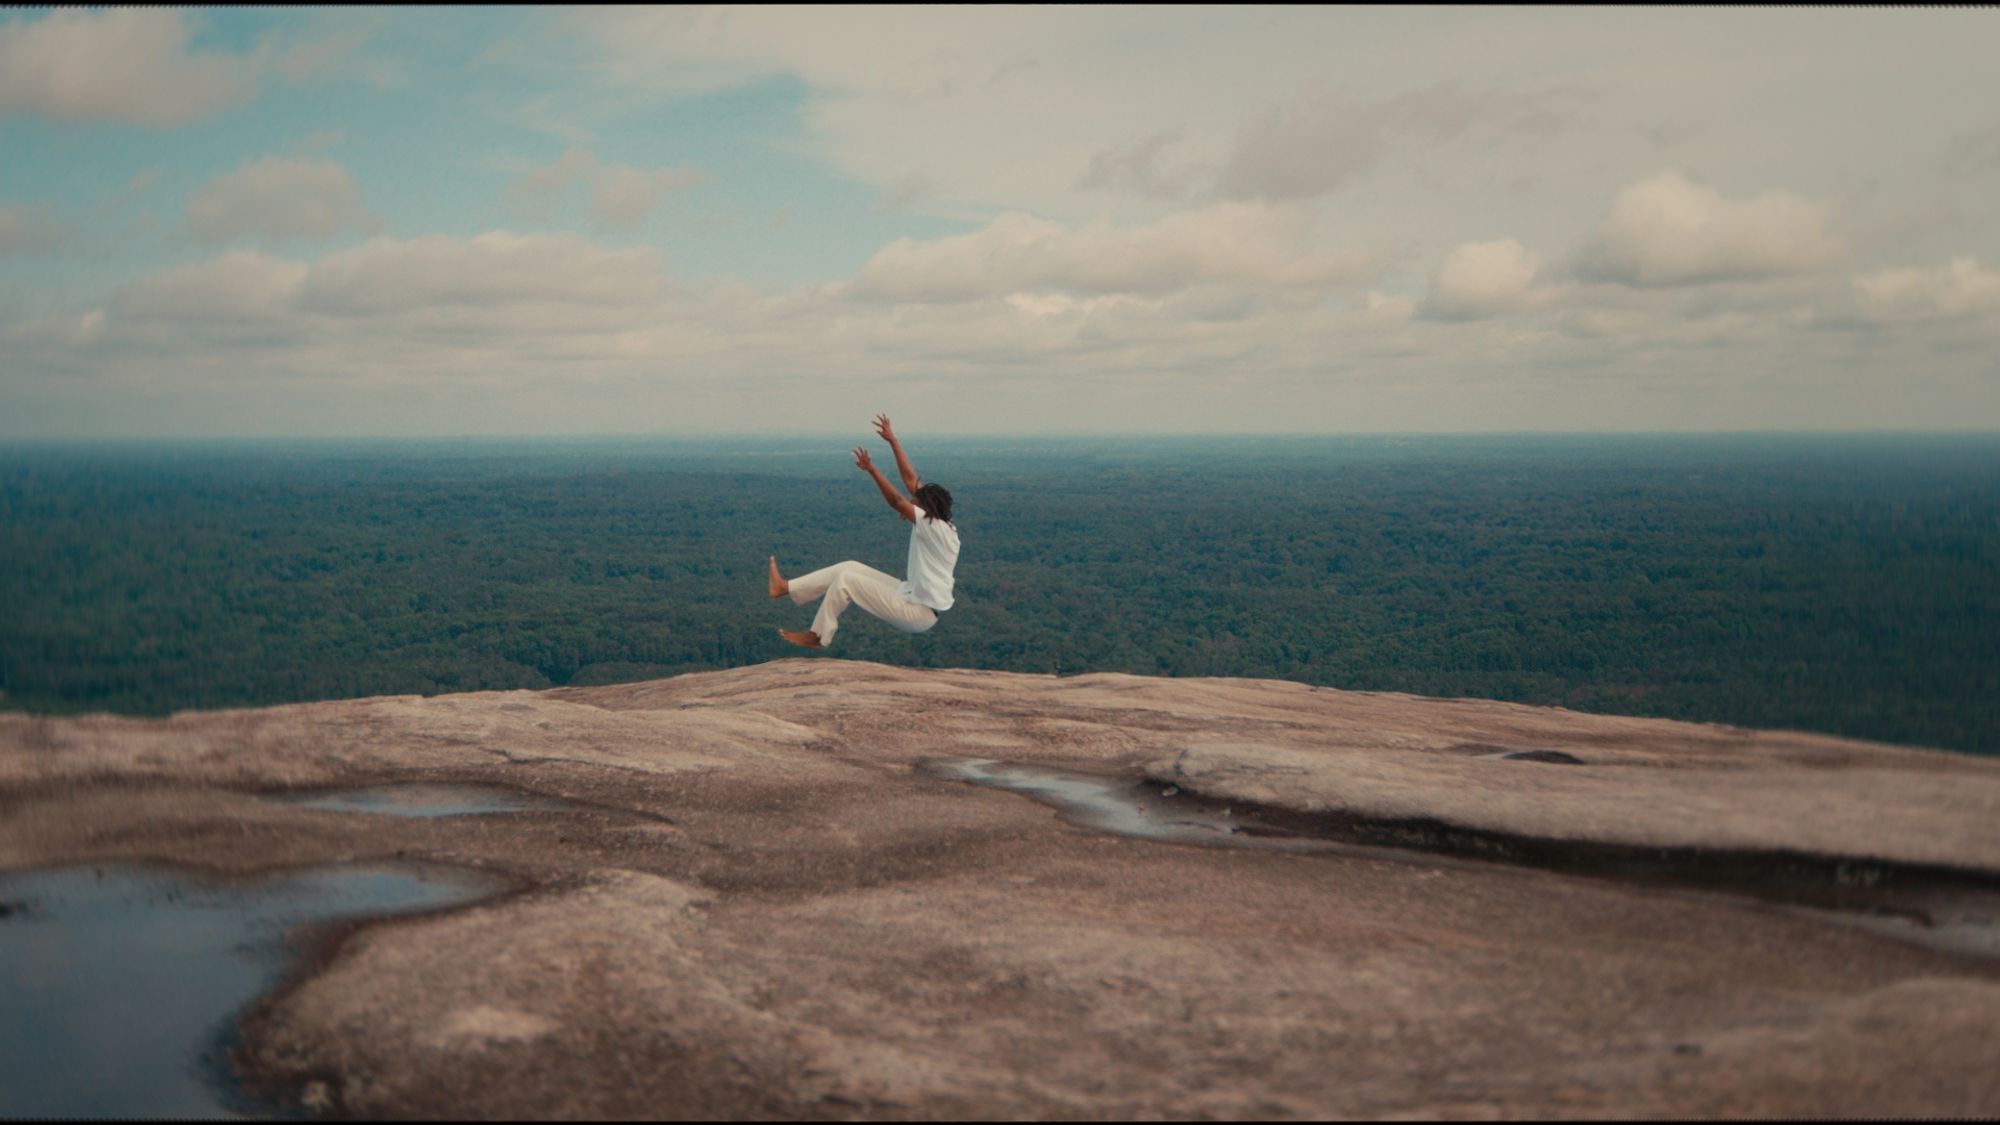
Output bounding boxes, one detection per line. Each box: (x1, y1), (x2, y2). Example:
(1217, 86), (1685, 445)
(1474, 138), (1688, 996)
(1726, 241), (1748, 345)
(52, 222), (1361, 400)
(114, 251), (310, 322)
(1214, 91), (1419, 202)
(1364, 291), (1416, 324)
(505, 147), (597, 220)
(186, 157), (380, 244)
(559, 8), (1597, 220)
(1075, 131), (1200, 201)
(81, 232), (678, 384)
(847, 203), (1376, 304)
(504, 147), (705, 232)
(14, 9), (2000, 436)
(3, 308), (105, 348)
(1572, 171), (1842, 288)
(0, 203), (65, 257)
(1421, 238), (1549, 321)
(299, 232), (671, 315)
(1215, 82), (1569, 202)
(592, 163), (708, 230)
(1004, 292), (1145, 321)
(0, 9), (258, 125)
(875, 174), (944, 216)
(1851, 258), (2000, 323)
(107, 234), (670, 336)
(1939, 120), (2000, 179)
(17, 217), (2000, 437)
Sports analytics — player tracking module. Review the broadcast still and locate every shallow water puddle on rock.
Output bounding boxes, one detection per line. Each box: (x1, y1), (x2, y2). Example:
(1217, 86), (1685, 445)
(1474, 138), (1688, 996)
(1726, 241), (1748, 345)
(274, 782), (569, 818)
(923, 757), (1333, 852)
(0, 863), (507, 1119)
(927, 759), (2000, 963)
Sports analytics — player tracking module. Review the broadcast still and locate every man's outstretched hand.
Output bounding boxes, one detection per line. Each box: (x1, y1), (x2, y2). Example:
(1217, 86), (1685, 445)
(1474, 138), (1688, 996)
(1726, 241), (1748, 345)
(874, 413), (921, 493)
(856, 439), (913, 517)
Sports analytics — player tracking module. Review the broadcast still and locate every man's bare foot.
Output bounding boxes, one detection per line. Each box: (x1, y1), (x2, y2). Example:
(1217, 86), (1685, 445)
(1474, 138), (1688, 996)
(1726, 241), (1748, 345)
(778, 628), (822, 650)
(768, 556), (788, 599)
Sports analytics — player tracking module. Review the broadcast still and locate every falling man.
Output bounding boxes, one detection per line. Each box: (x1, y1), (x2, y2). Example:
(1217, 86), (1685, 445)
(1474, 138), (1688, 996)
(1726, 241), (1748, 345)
(768, 414), (958, 651)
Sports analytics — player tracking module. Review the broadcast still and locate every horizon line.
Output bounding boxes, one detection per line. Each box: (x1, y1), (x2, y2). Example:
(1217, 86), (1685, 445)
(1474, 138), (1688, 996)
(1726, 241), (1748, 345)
(5, 427), (2000, 446)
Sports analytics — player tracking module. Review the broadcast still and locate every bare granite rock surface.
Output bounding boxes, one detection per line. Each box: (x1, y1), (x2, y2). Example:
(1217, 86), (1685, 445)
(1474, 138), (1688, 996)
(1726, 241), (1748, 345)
(3, 658), (1998, 1119)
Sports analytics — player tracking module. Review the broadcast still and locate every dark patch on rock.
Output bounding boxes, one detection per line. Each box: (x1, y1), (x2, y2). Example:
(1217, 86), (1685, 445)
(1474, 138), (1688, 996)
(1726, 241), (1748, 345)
(1503, 750), (1585, 765)
(1154, 786), (2000, 930)
(1449, 743), (1521, 756)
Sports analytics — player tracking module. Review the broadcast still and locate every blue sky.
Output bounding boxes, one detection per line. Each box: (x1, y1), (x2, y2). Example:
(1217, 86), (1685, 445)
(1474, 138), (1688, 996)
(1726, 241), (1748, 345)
(0, 9), (951, 292)
(2, 6), (1997, 438)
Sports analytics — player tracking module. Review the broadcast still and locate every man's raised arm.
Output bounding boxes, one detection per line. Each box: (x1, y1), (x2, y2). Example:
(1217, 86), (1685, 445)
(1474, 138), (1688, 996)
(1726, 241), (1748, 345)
(854, 446), (916, 521)
(874, 414), (921, 495)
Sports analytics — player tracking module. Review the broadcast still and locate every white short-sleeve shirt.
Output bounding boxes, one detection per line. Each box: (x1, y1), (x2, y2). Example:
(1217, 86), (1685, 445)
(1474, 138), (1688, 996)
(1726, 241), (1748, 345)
(899, 511), (959, 611)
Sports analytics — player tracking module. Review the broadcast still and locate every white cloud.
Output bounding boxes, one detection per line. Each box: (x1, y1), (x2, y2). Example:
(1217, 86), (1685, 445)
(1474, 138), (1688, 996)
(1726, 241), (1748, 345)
(13, 9), (2000, 436)
(59, 224), (1371, 400)
(1851, 258), (2000, 323)
(186, 157), (381, 244)
(504, 147), (705, 231)
(1214, 94), (1392, 203)
(505, 147), (598, 220)
(114, 251), (310, 322)
(16, 218), (2000, 437)
(1422, 238), (1549, 321)
(298, 232), (671, 315)
(1364, 291), (1416, 324)
(1573, 171), (1842, 288)
(1003, 292), (1146, 321)
(1940, 119), (2000, 179)
(875, 174), (945, 216)
(1214, 82), (1568, 203)
(3, 307), (105, 348)
(0, 203), (65, 257)
(591, 163), (708, 231)
(557, 7), (1594, 221)
(0, 9), (258, 125)
(70, 234), (681, 399)
(541, 0), (2000, 319)
(1075, 131), (1201, 202)
(847, 203), (1377, 304)
(106, 234), (669, 339)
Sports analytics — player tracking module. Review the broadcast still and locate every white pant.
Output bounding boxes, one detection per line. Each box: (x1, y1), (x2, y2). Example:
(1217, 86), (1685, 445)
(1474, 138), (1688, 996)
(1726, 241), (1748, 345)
(789, 560), (938, 647)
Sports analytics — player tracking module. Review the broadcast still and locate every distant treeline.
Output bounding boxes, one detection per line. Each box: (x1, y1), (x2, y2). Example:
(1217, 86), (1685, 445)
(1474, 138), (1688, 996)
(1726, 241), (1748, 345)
(2, 434), (1996, 755)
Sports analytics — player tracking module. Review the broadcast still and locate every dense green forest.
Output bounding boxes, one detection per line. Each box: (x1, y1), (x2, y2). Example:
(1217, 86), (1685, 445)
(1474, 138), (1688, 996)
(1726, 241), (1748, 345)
(2, 434), (1996, 755)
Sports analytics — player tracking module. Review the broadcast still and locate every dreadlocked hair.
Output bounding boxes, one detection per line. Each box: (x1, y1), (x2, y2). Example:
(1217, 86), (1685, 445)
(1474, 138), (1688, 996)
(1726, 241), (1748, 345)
(913, 482), (953, 524)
